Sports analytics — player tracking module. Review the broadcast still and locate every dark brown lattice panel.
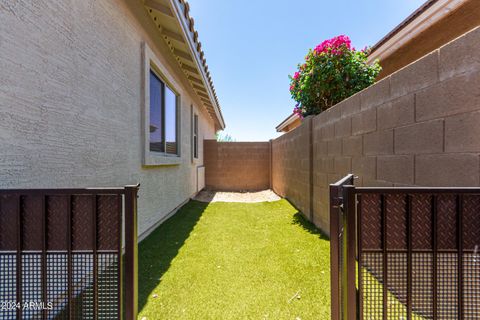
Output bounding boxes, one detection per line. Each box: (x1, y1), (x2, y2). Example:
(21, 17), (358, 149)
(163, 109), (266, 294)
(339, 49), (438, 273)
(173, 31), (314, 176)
(361, 252), (383, 318)
(411, 194), (432, 250)
(46, 253), (68, 320)
(71, 253), (94, 319)
(98, 254), (120, 319)
(360, 193), (382, 250)
(21, 253), (42, 319)
(386, 194), (407, 250)
(0, 192), (123, 320)
(358, 191), (480, 320)
(387, 252), (408, 317)
(412, 253), (433, 318)
(437, 253), (459, 318)
(0, 254), (17, 320)
(464, 253), (480, 318)
(338, 204), (344, 320)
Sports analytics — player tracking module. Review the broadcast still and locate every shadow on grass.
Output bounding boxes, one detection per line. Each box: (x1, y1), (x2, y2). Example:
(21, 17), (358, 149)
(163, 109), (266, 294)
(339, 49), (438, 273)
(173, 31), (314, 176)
(138, 200), (209, 311)
(292, 212), (329, 241)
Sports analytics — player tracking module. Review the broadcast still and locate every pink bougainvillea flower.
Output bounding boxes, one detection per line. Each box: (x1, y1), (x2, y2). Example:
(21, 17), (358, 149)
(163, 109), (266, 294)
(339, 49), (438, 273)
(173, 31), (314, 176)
(288, 34), (381, 118)
(293, 106), (304, 119)
(314, 35), (352, 55)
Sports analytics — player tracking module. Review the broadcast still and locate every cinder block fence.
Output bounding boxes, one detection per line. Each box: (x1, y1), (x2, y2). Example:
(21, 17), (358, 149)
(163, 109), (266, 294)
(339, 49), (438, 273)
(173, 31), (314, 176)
(204, 141), (271, 191)
(204, 26), (480, 235)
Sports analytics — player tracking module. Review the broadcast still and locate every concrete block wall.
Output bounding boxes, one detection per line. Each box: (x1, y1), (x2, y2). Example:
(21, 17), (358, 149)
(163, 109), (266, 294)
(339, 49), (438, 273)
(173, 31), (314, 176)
(271, 119), (312, 216)
(204, 140), (271, 191)
(271, 26), (480, 234)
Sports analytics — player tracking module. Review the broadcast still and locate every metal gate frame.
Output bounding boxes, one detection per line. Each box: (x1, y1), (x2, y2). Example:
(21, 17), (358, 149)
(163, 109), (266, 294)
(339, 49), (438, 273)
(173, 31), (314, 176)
(330, 175), (480, 320)
(0, 185), (139, 320)
(330, 174), (355, 320)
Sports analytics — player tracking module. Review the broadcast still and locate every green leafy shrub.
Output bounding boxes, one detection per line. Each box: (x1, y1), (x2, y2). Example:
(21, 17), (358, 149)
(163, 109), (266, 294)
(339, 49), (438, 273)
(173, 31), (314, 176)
(290, 35), (381, 117)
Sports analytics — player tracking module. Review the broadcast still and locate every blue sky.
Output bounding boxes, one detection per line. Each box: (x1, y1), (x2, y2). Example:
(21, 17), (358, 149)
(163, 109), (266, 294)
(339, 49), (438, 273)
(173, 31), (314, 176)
(187, 0), (426, 141)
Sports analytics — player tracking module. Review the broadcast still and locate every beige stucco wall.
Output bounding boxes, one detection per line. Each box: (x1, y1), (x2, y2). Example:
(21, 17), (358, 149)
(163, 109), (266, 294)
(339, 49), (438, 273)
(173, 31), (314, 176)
(0, 0), (216, 237)
(272, 26), (480, 235)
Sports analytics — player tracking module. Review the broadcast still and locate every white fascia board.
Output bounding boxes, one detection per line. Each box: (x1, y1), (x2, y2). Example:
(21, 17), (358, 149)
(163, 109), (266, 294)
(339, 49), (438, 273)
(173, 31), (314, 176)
(368, 0), (466, 64)
(168, 0), (226, 129)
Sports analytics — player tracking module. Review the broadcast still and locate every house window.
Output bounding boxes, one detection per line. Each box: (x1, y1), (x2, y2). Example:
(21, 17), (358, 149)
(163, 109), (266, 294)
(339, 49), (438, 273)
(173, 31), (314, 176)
(143, 42), (182, 166)
(193, 114), (198, 158)
(149, 70), (178, 155)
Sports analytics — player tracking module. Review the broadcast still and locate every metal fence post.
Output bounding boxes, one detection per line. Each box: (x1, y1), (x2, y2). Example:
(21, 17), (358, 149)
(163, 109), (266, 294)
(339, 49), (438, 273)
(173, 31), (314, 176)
(330, 184), (341, 320)
(342, 185), (357, 320)
(125, 185), (139, 320)
(330, 174), (355, 320)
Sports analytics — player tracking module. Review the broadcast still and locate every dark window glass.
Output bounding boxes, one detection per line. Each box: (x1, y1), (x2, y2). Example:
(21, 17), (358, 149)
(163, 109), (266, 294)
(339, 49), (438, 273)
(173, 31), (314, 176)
(149, 70), (178, 155)
(193, 114), (198, 158)
(149, 71), (164, 152)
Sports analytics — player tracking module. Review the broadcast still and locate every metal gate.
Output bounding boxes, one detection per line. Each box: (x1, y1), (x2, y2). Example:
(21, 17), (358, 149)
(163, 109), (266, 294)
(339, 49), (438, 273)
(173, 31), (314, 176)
(330, 174), (355, 320)
(330, 175), (480, 320)
(0, 186), (139, 320)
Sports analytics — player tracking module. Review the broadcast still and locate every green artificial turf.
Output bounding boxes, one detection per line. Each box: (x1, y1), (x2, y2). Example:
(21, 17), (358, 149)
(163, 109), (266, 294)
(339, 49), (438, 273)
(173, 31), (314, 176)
(138, 199), (331, 319)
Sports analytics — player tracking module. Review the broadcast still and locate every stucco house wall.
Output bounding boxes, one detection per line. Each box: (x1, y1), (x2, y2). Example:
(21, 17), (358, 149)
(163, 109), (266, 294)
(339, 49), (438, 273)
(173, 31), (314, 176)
(0, 0), (218, 238)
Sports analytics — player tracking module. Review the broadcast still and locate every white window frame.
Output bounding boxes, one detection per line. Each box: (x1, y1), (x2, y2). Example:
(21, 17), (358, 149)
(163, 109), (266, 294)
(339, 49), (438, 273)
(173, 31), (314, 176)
(142, 42), (182, 166)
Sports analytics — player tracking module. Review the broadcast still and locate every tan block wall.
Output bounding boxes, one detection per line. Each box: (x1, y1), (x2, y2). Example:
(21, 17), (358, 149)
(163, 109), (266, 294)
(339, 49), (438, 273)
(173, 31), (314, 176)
(272, 27), (480, 235)
(272, 120), (312, 217)
(204, 141), (271, 191)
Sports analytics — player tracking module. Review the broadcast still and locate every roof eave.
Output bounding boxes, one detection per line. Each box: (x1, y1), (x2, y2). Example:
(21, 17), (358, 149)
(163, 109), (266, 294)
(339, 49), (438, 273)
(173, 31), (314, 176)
(170, 0), (225, 129)
(143, 0), (225, 130)
(276, 113), (299, 132)
(367, 0), (466, 64)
